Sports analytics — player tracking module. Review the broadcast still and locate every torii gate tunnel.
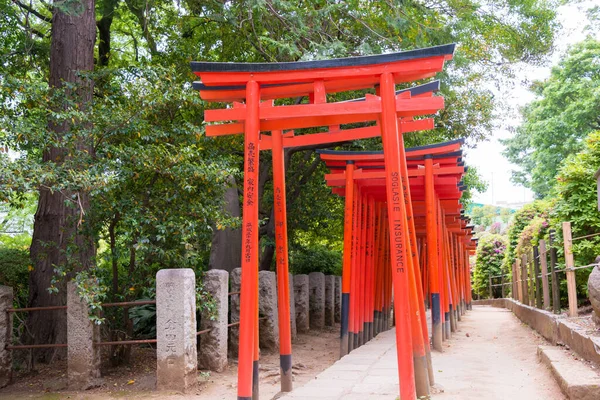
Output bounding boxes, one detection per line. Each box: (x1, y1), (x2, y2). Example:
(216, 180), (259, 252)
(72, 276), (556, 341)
(191, 43), (476, 400)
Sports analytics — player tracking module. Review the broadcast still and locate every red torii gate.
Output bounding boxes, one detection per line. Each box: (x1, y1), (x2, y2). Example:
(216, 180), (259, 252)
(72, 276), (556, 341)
(192, 44), (455, 400)
(319, 138), (473, 361)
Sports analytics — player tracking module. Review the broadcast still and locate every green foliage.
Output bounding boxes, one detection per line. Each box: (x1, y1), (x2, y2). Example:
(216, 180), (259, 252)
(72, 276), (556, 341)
(129, 302), (156, 339)
(473, 234), (507, 298)
(289, 243), (342, 276)
(502, 200), (551, 272)
(467, 203), (514, 233)
(0, 0), (562, 338)
(0, 246), (30, 307)
(503, 38), (600, 197)
(0, 194), (36, 235)
(460, 165), (489, 207)
(552, 131), (600, 268)
(73, 272), (109, 325)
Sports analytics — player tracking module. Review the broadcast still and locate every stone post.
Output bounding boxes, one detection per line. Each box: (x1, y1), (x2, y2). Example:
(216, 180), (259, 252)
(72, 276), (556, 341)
(0, 286), (13, 388)
(309, 272), (325, 330)
(294, 275), (309, 334)
(199, 270), (228, 372)
(334, 276), (341, 324)
(67, 281), (101, 389)
(289, 273), (297, 341)
(259, 271), (279, 352)
(228, 267), (241, 358)
(156, 269), (197, 392)
(324, 275), (335, 326)
(588, 257), (600, 326)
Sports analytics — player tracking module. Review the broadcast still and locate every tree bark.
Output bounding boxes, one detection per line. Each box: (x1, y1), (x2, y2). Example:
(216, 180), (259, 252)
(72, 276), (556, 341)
(209, 176), (242, 273)
(97, 0), (119, 67)
(27, 0), (96, 362)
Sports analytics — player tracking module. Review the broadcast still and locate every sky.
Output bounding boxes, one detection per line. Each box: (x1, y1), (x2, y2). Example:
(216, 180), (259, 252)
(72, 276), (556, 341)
(468, 1), (600, 207)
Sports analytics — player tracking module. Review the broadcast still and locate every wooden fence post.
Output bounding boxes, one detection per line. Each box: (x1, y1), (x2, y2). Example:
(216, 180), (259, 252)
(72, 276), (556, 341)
(562, 221), (578, 317)
(533, 246), (542, 309)
(516, 259), (522, 302)
(488, 275), (493, 299)
(549, 230), (561, 314)
(512, 262), (517, 300)
(500, 271), (505, 298)
(529, 249), (535, 307)
(521, 254), (529, 305)
(539, 240), (550, 310)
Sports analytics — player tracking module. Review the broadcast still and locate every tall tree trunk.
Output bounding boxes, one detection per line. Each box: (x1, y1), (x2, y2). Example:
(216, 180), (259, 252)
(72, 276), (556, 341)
(97, 0), (119, 67)
(27, 0), (96, 363)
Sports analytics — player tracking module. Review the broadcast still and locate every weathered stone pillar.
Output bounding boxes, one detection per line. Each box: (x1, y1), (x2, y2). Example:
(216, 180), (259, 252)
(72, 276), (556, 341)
(156, 269), (197, 392)
(199, 270), (228, 372)
(289, 273), (297, 341)
(309, 272), (325, 330)
(334, 276), (341, 324)
(324, 275), (335, 326)
(67, 281), (101, 389)
(259, 271), (279, 352)
(228, 267), (241, 358)
(588, 257), (600, 326)
(0, 286), (13, 388)
(294, 275), (309, 334)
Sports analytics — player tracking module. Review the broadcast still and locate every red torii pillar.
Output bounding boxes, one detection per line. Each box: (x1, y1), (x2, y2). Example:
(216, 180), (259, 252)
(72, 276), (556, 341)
(192, 44), (455, 400)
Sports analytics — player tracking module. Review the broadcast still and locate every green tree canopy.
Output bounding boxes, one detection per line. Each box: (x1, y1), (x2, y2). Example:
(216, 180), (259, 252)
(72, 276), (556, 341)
(0, 0), (561, 323)
(552, 130), (600, 266)
(503, 38), (600, 197)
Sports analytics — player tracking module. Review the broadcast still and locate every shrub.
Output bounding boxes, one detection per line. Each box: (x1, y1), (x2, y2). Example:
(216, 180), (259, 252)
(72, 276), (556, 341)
(473, 234), (507, 298)
(0, 236), (30, 308)
(289, 243), (342, 276)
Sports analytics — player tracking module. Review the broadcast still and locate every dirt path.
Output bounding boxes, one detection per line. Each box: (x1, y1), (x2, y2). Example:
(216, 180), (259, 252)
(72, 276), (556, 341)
(1, 308), (568, 399)
(433, 305), (566, 399)
(0, 325), (340, 400)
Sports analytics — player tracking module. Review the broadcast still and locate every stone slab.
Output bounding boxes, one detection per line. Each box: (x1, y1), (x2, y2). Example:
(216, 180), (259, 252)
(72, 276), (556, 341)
(309, 272), (325, 330)
(334, 276), (341, 324)
(67, 281), (101, 390)
(156, 268), (197, 392)
(259, 271), (279, 352)
(538, 345), (600, 400)
(0, 286), (13, 388)
(229, 267), (241, 358)
(289, 273), (297, 341)
(324, 275), (335, 327)
(199, 269), (228, 372)
(280, 329), (398, 399)
(294, 275), (310, 334)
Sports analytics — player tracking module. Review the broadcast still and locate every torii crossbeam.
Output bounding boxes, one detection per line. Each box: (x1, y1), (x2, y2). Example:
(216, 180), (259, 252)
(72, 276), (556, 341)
(191, 44), (455, 400)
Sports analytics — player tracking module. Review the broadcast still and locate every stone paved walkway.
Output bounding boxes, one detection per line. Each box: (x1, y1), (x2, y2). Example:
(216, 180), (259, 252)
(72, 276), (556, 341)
(280, 328), (399, 400)
(280, 305), (565, 400)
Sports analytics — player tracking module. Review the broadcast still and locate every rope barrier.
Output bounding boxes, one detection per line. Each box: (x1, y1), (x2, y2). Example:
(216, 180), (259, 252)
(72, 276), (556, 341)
(572, 232), (600, 241)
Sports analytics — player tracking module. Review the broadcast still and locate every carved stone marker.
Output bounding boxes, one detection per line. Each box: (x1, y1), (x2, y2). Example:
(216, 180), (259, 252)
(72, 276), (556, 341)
(259, 271), (279, 352)
(334, 276), (341, 324)
(156, 269), (197, 392)
(294, 275), (310, 334)
(229, 267), (241, 358)
(0, 286), (13, 388)
(67, 281), (101, 389)
(289, 273), (297, 341)
(309, 272), (325, 330)
(324, 275), (335, 326)
(588, 257), (600, 326)
(199, 269), (228, 372)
